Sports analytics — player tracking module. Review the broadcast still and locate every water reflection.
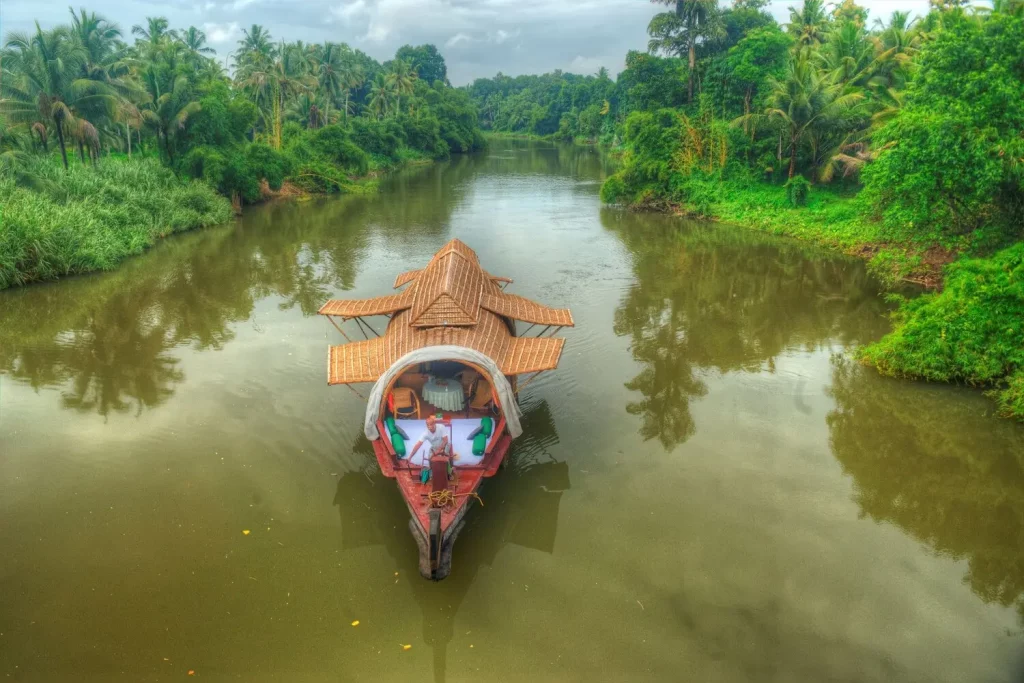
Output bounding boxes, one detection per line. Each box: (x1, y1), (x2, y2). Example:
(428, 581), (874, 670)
(0, 160), (480, 416)
(827, 358), (1024, 623)
(333, 399), (567, 683)
(605, 209), (890, 450)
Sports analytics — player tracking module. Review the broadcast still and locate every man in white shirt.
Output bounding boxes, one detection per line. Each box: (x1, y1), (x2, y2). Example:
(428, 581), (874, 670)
(410, 415), (451, 462)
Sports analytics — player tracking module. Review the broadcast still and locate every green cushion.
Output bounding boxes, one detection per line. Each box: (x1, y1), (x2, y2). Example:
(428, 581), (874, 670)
(472, 432), (488, 456)
(420, 468), (430, 484)
(479, 416), (493, 437)
(384, 416), (399, 436)
(392, 434), (407, 458)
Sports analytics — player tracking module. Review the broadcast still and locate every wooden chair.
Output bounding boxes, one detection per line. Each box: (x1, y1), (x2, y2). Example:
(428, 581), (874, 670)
(456, 369), (479, 398)
(392, 387), (421, 419)
(467, 381), (494, 413)
(397, 373), (429, 393)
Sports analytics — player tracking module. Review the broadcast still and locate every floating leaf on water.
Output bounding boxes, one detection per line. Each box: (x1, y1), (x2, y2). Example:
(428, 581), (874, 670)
(188, 670), (195, 676)
(242, 530), (250, 535)
(402, 644), (412, 651)
(351, 620), (360, 627)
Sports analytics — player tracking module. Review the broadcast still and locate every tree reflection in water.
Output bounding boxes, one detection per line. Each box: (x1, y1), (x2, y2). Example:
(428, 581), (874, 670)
(0, 159), (479, 418)
(605, 208), (888, 450)
(827, 358), (1024, 623)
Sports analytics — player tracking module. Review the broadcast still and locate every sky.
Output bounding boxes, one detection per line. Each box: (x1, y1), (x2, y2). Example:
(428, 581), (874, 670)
(0, 0), (931, 85)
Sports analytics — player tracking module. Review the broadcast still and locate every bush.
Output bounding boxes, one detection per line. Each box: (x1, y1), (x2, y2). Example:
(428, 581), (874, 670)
(0, 157), (231, 289)
(309, 125), (370, 174)
(859, 242), (1024, 419)
(785, 175), (811, 207)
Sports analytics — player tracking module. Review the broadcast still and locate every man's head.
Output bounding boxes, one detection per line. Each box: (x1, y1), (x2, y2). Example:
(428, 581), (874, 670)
(426, 415), (437, 431)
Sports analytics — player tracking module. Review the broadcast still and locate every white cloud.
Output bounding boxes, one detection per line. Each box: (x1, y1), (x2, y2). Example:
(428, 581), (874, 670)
(492, 28), (519, 45)
(204, 21), (241, 45)
(445, 32), (473, 48)
(329, 0), (368, 23)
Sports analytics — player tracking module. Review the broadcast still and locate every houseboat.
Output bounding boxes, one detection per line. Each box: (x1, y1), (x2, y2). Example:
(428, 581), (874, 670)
(319, 239), (573, 579)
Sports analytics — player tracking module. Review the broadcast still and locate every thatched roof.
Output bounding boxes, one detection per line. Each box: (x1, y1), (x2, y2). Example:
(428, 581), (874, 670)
(319, 239), (572, 385)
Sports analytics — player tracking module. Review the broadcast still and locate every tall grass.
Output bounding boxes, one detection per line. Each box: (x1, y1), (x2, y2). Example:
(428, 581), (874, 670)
(0, 157), (232, 289)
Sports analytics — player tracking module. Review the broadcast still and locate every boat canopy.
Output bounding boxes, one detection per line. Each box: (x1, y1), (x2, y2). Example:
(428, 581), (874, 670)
(318, 239), (573, 386)
(362, 346), (523, 441)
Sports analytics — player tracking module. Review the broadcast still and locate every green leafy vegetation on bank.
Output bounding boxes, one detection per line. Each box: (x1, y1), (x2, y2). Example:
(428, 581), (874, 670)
(0, 156), (231, 288)
(859, 243), (1024, 419)
(588, 0), (1024, 419)
(0, 10), (484, 288)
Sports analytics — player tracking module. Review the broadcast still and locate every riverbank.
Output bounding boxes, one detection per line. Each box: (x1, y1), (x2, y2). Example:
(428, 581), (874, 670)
(0, 150), (444, 291)
(601, 174), (1023, 421)
(607, 179), (955, 289)
(0, 158), (233, 290)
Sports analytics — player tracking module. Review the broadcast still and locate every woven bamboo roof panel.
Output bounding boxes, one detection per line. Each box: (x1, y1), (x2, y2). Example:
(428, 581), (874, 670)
(393, 269), (420, 288)
(318, 290), (413, 318)
(408, 248), (488, 327)
(327, 322), (566, 384)
(481, 292), (574, 327)
(321, 238), (572, 385)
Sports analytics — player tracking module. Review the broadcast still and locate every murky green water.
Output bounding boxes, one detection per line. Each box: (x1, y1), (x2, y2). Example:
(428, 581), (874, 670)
(2, 141), (1023, 682)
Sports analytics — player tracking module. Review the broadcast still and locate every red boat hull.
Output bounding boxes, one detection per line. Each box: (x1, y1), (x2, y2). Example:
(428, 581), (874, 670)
(371, 430), (511, 579)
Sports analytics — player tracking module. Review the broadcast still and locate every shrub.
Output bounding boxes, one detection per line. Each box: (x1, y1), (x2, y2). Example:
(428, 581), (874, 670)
(859, 242), (1024, 419)
(785, 175), (811, 208)
(0, 157), (231, 289)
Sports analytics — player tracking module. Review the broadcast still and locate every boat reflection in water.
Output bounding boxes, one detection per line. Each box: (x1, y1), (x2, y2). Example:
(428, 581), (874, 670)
(334, 399), (568, 683)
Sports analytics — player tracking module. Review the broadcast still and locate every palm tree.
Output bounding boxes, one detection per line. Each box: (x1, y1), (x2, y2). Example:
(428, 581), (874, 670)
(180, 27), (215, 59)
(235, 25), (276, 70)
(817, 20), (873, 86)
(386, 59), (417, 114)
(367, 73), (392, 119)
(69, 7), (123, 76)
(315, 42), (345, 123)
(132, 16), (177, 59)
(339, 60), (364, 124)
(735, 52), (864, 179)
(787, 0), (829, 46)
(650, 0), (720, 103)
(141, 70), (200, 163)
(0, 23), (118, 169)
(868, 11), (921, 89)
(237, 58), (306, 148)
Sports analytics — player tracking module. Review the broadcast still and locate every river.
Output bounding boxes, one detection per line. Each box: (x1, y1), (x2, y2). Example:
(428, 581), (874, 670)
(1, 140), (1022, 682)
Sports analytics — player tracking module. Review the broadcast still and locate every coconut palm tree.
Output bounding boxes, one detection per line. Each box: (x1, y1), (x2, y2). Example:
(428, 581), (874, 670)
(787, 0), (829, 46)
(235, 25), (276, 70)
(315, 42), (345, 123)
(69, 7), (123, 76)
(734, 52), (865, 179)
(367, 73), (393, 119)
(0, 23), (119, 169)
(817, 20), (873, 86)
(180, 27), (215, 59)
(649, 0), (720, 103)
(140, 69), (200, 163)
(132, 16), (177, 60)
(236, 57), (306, 148)
(339, 59), (365, 124)
(386, 59), (417, 114)
(868, 11), (921, 89)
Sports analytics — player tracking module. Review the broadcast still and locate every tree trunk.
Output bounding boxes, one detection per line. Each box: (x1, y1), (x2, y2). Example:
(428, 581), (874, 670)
(55, 121), (70, 170)
(743, 87), (752, 133)
(163, 130), (174, 163)
(788, 134), (797, 179)
(126, 123), (132, 158)
(687, 40), (696, 104)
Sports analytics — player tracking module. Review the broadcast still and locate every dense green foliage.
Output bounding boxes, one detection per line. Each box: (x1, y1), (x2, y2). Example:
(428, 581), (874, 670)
(0, 156), (231, 288)
(585, 0), (1024, 418)
(860, 243), (1024, 418)
(0, 10), (483, 288)
(467, 69), (617, 142)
